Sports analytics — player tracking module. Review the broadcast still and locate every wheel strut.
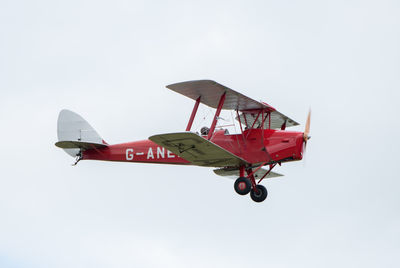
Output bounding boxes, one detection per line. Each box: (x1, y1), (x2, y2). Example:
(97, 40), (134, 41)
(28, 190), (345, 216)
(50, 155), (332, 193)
(246, 169), (259, 194)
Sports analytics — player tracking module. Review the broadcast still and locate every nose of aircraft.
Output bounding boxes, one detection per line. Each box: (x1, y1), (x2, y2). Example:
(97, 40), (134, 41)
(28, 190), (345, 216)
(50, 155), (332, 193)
(296, 133), (305, 160)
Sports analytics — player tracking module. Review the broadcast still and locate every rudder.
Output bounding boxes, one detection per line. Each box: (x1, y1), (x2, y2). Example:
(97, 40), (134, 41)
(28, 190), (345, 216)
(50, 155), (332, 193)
(56, 109), (107, 157)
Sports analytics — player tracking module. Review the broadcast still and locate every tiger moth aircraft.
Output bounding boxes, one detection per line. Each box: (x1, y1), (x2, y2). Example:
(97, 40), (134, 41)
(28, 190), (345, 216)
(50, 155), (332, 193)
(55, 80), (311, 203)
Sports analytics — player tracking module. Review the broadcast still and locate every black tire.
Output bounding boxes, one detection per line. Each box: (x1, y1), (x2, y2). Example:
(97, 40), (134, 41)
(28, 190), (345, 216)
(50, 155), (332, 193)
(250, 185), (268, 202)
(234, 177), (252, 195)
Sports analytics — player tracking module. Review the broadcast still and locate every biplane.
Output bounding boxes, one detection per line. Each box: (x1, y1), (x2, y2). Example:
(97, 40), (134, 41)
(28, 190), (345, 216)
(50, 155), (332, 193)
(55, 80), (311, 203)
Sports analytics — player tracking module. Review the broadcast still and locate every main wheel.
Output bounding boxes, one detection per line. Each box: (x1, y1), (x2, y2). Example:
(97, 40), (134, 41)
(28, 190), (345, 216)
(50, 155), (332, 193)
(250, 185), (268, 202)
(234, 177), (252, 195)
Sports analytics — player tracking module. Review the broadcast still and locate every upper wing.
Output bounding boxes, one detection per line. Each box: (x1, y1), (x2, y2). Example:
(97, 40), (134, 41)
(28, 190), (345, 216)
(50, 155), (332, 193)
(213, 167), (284, 179)
(149, 132), (249, 167)
(167, 80), (299, 128)
(167, 80), (269, 111)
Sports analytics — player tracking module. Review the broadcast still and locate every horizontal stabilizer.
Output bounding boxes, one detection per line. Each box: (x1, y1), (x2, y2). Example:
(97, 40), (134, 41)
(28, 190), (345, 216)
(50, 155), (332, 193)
(149, 132), (249, 167)
(214, 167), (283, 179)
(55, 141), (107, 150)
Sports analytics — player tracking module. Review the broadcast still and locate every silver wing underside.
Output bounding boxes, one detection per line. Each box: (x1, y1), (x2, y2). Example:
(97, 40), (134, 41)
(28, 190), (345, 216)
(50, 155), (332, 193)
(167, 80), (299, 129)
(213, 166), (284, 179)
(167, 80), (268, 111)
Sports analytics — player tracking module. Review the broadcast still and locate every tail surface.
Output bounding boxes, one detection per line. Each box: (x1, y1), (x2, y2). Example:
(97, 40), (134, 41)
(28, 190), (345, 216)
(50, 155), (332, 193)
(55, 109), (107, 157)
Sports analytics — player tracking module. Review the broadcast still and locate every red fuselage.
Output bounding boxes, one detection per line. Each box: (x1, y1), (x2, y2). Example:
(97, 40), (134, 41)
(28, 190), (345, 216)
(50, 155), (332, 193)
(83, 129), (304, 166)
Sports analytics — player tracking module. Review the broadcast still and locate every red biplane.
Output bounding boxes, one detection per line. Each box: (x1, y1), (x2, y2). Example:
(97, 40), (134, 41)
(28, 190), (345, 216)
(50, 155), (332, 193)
(55, 80), (311, 203)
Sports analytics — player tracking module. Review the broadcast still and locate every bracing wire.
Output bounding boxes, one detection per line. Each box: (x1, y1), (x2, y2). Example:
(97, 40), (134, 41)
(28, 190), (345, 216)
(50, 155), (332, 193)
(193, 105), (213, 131)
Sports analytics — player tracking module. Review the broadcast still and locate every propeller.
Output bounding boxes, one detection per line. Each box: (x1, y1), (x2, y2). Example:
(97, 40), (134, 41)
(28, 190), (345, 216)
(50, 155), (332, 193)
(303, 109), (311, 156)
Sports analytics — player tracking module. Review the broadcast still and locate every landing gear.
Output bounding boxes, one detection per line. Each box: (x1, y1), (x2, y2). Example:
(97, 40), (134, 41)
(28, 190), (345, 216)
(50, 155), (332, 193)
(234, 177), (252, 195)
(233, 165), (273, 203)
(234, 178), (268, 202)
(72, 150), (82, 166)
(250, 185), (268, 203)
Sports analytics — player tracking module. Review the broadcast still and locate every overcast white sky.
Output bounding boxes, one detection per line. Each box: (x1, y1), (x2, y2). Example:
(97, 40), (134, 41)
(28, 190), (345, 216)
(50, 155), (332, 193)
(1, 0), (400, 267)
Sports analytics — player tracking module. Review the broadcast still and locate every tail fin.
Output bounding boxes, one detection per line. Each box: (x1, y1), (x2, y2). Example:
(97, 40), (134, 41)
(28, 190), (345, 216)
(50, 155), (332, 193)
(55, 109), (107, 157)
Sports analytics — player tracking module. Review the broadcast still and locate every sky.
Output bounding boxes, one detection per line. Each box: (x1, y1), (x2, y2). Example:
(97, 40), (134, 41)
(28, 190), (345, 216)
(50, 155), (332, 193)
(1, 0), (400, 267)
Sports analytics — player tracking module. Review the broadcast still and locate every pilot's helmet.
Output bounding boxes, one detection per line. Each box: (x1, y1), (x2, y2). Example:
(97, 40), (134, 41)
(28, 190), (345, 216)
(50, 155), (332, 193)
(200, 126), (210, 135)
